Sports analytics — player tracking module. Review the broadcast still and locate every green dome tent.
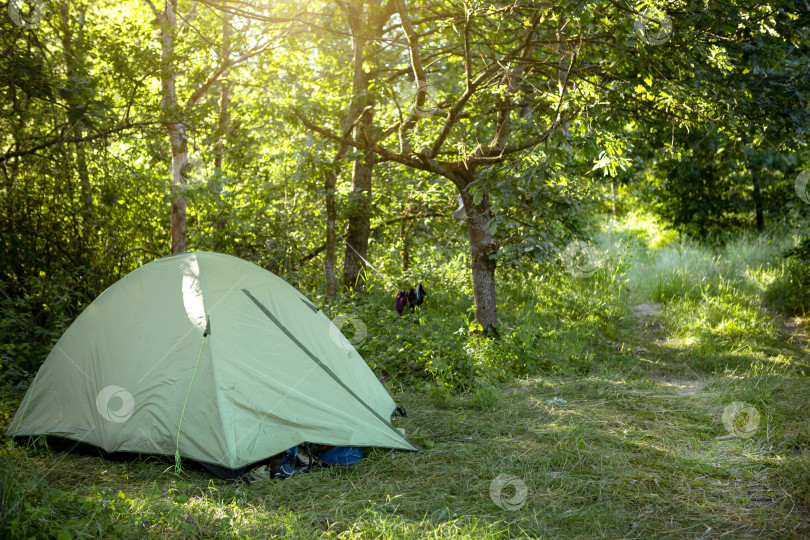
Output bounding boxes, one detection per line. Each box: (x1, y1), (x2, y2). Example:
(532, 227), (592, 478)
(7, 252), (416, 477)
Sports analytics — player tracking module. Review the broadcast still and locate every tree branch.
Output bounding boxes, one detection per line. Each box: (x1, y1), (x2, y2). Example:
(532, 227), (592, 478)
(296, 211), (444, 267)
(195, 0), (300, 24)
(426, 36), (535, 160)
(0, 122), (160, 164)
(143, 0), (159, 18)
(395, 0), (431, 155)
(187, 24), (299, 108)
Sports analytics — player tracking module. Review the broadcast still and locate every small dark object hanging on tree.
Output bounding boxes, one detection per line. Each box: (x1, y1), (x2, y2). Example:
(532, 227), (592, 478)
(395, 290), (408, 315)
(396, 283), (427, 316)
(408, 283), (426, 313)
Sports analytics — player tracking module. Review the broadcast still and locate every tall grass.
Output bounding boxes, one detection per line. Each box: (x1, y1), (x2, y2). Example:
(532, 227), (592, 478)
(597, 214), (798, 305)
(593, 214), (807, 375)
(318, 212), (809, 394)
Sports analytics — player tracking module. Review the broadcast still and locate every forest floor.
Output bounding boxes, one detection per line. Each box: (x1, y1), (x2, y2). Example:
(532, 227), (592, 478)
(2, 227), (810, 539)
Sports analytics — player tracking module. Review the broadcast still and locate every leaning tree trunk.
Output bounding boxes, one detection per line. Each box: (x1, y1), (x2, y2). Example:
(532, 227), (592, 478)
(159, 0), (187, 254)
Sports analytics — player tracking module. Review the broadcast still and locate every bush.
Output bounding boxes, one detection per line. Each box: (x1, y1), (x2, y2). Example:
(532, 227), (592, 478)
(0, 274), (84, 388)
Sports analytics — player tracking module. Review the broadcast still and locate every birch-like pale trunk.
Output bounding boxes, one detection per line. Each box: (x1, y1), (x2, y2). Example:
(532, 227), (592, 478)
(159, 0), (188, 254)
(213, 13), (231, 252)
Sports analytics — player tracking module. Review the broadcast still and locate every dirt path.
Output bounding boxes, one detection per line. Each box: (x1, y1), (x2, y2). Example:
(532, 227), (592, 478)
(783, 316), (810, 355)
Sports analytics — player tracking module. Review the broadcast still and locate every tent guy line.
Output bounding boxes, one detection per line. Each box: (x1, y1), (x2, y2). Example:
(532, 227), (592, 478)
(136, 270), (249, 384)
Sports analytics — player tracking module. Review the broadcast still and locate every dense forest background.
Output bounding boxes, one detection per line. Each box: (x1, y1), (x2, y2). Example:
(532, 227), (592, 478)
(1, 0), (809, 387)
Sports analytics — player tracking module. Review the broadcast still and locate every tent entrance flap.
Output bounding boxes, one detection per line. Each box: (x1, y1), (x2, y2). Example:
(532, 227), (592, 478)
(241, 289), (416, 451)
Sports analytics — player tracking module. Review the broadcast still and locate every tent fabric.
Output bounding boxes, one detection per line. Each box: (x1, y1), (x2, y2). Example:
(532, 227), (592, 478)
(7, 252), (417, 475)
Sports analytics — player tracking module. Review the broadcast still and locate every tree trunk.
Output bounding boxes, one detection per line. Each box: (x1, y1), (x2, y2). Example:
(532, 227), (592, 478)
(159, 0), (187, 254)
(324, 167), (339, 300)
(59, 2), (94, 225)
(342, 122), (375, 291)
(213, 13), (231, 252)
(456, 170), (498, 332)
(323, 101), (358, 301)
(169, 132), (188, 254)
(400, 190), (414, 272)
(752, 168), (764, 231)
(341, 1), (375, 292)
(400, 215), (411, 272)
(323, 105), (356, 301)
(316, 0), (393, 297)
(214, 13), (231, 171)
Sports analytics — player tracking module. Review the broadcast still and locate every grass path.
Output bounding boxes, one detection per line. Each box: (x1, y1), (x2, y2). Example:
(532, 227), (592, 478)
(378, 301), (809, 539)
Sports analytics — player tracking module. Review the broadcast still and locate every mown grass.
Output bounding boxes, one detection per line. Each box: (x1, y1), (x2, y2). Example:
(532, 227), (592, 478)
(2, 213), (809, 538)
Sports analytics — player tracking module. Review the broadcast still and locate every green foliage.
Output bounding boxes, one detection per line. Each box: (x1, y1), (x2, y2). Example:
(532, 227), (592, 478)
(644, 140), (798, 236)
(1, 274), (84, 383)
(764, 237), (810, 316)
(319, 230), (630, 395)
